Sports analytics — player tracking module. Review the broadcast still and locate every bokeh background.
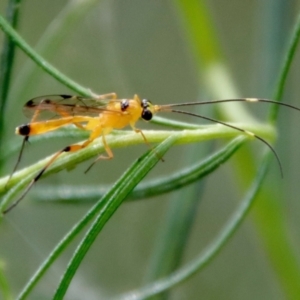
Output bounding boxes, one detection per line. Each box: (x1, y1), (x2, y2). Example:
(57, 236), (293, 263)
(1, 1), (300, 299)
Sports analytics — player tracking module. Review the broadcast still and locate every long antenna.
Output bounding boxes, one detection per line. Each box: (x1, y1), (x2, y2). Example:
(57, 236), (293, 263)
(167, 108), (283, 176)
(159, 98), (300, 113)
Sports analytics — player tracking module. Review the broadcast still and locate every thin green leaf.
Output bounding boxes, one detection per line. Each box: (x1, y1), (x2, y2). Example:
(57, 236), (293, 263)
(52, 136), (177, 299)
(0, 115), (204, 164)
(0, 260), (13, 300)
(0, 124), (275, 209)
(227, 10), (300, 299)
(269, 12), (300, 120)
(142, 144), (208, 300)
(0, 0), (22, 152)
(173, 0), (254, 122)
(175, 3), (300, 298)
(17, 136), (176, 300)
(142, 2), (249, 296)
(11, 0), (100, 101)
(31, 136), (246, 203)
(0, 14), (92, 97)
(116, 7), (300, 300)
(116, 153), (272, 300)
(252, 12), (300, 299)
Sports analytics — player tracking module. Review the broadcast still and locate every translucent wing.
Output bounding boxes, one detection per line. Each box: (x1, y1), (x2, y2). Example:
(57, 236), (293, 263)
(23, 95), (122, 121)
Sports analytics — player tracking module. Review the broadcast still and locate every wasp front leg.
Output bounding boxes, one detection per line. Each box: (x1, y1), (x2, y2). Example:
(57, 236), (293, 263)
(130, 123), (164, 162)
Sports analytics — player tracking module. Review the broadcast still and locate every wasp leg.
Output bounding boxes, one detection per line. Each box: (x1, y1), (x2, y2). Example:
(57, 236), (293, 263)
(130, 124), (164, 162)
(3, 125), (104, 214)
(89, 91), (117, 101)
(84, 133), (113, 174)
(5, 136), (29, 190)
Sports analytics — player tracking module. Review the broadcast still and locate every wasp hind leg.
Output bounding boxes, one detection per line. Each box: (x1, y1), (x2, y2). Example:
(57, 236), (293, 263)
(3, 125), (104, 214)
(3, 144), (78, 214)
(5, 136), (29, 190)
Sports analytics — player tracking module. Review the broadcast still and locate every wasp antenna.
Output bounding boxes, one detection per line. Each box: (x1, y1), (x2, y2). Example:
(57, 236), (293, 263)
(5, 136), (29, 189)
(253, 134), (283, 177)
(169, 109), (283, 177)
(159, 98), (300, 113)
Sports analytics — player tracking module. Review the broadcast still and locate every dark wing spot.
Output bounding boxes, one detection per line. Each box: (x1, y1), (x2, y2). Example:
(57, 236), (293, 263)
(60, 94), (73, 99)
(25, 100), (35, 107)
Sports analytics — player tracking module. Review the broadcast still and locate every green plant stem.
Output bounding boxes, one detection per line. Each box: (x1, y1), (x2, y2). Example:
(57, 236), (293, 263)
(1, 124), (275, 188)
(143, 194), (202, 300)
(15, 137), (244, 300)
(269, 12), (300, 120)
(0, 124), (275, 210)
(143, 142), (207, 300)
(173, 0), (254, 122)
(0, 116), (206, 165)
(52, 136), (176, 299)
(117, 153), (272, 300)
(10, 0), (100, 102)
(17, 137), (176, 300)
(138, 1), (269, 298)
(0, 260), (13, 300)
(143, 131), (216, 300)
(16, 186), (109, 300)
(0, 0), (22, 149)
(230, 11), (300, 300)
(30, 137), (246, 203)
(135, 1), (299, 299)
(251, 12), (300, 299)
(176, 2), (300, 298)
(0, 14), (92, 97)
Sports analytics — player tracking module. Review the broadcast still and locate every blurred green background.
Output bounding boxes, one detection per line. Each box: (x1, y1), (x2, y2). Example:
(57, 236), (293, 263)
(1, 0), (300, 299)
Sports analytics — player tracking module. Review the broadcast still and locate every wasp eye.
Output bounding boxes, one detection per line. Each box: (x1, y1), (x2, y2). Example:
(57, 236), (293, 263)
(142, 109), (153, 121)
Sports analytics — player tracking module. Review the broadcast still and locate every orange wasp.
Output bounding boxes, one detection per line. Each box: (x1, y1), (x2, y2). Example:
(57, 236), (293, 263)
(4, 92), (300, 213)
